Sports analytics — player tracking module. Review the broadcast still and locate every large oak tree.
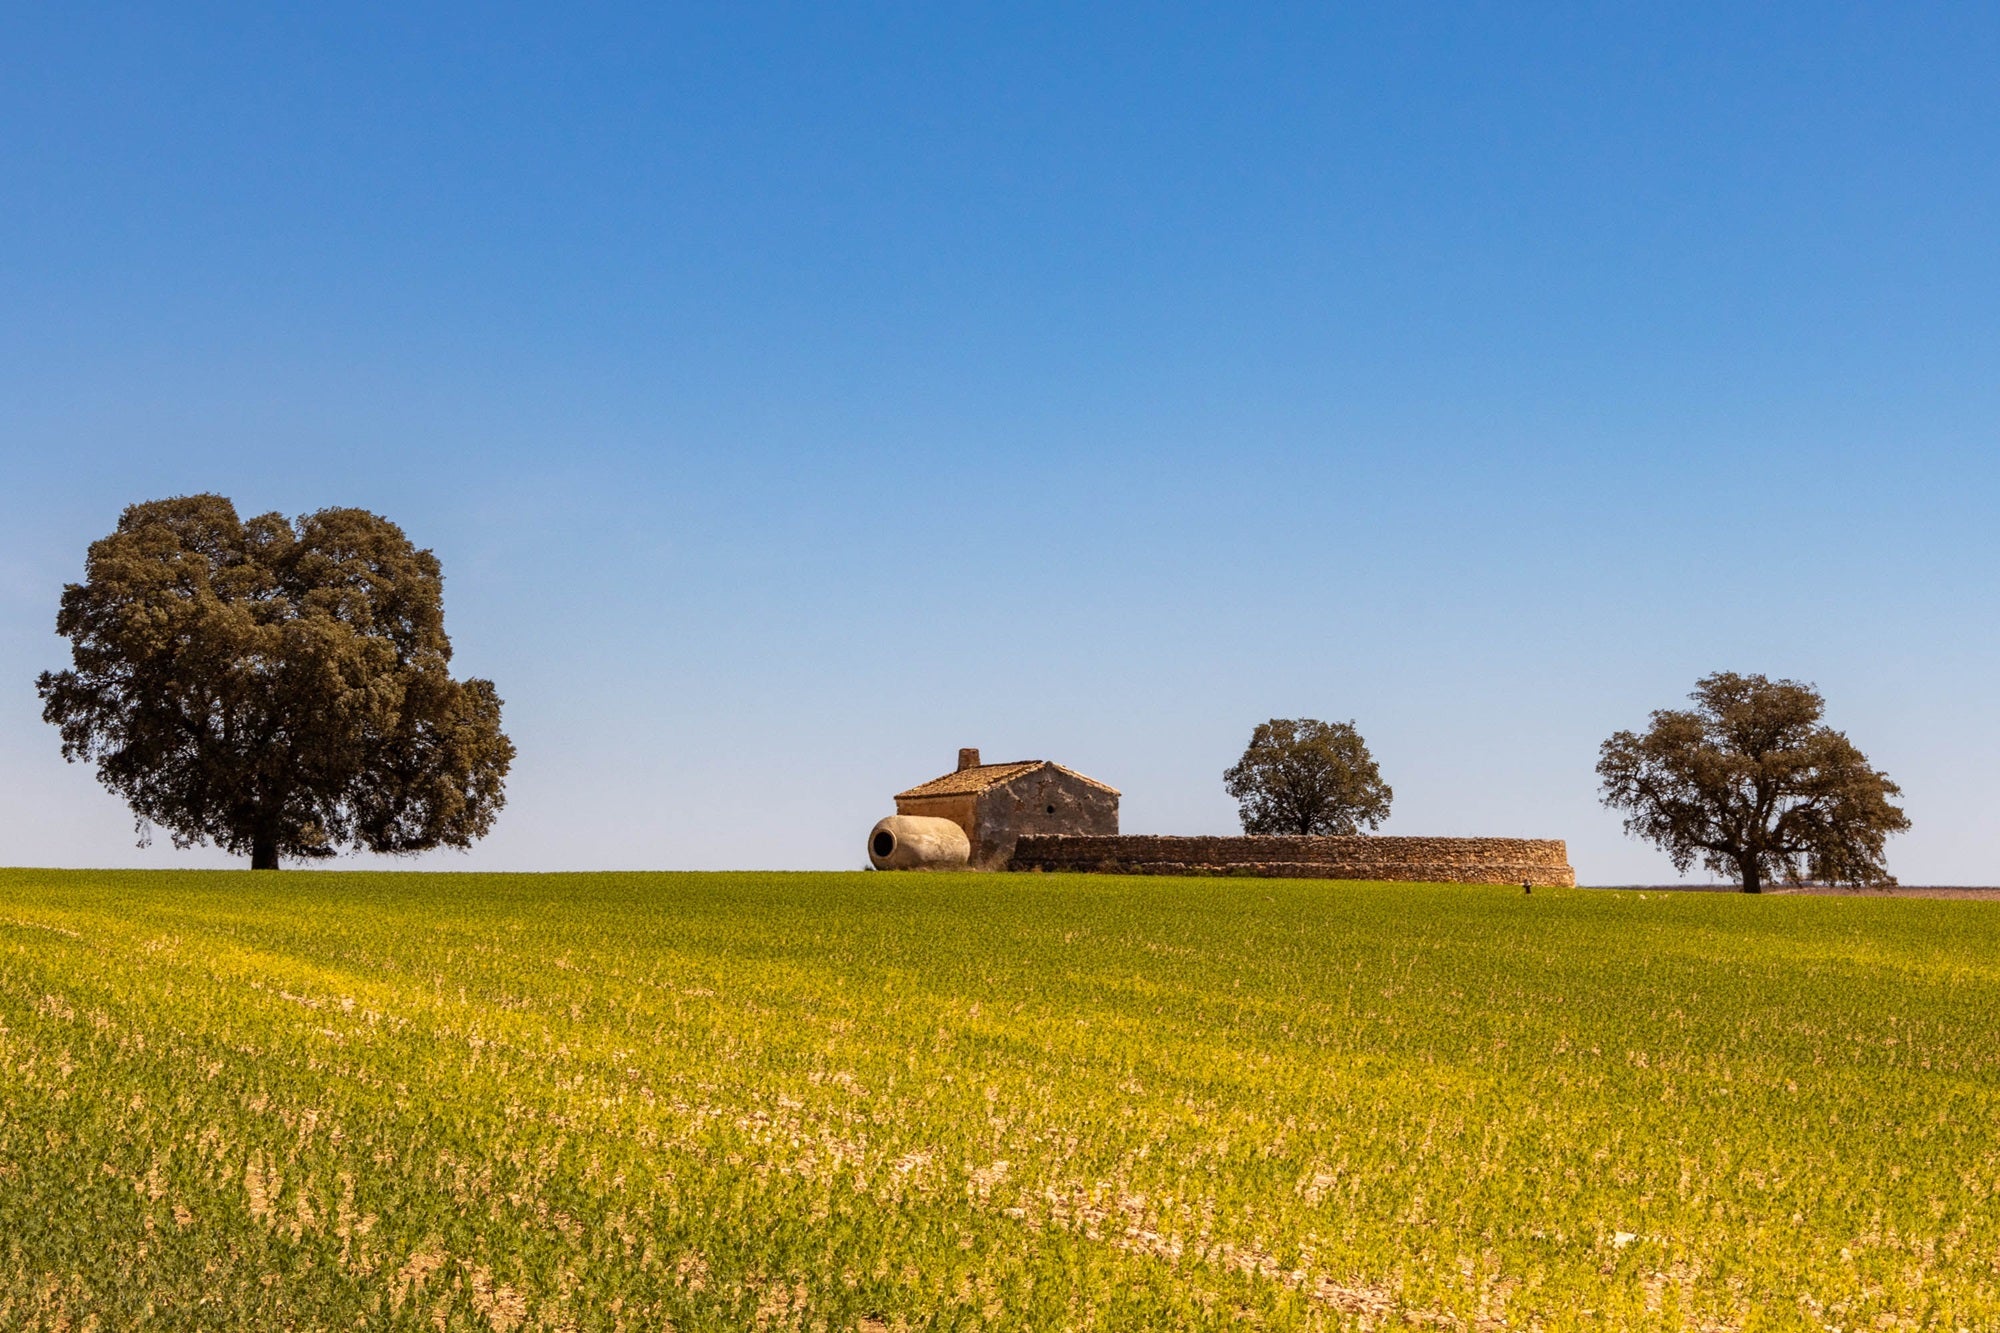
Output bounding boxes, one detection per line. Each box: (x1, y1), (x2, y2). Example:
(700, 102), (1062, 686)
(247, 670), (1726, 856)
(1224, 717), (1393, 836)
(1596, 672), (1907, 893)
(38, 495), (514, 868)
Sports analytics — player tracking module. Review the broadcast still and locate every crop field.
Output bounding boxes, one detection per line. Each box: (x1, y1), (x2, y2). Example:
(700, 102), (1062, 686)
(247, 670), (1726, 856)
(1, 870), (1997, 1332)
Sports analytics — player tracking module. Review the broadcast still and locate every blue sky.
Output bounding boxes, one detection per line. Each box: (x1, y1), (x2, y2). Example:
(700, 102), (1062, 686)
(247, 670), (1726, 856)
(2, 4), (1995, 880)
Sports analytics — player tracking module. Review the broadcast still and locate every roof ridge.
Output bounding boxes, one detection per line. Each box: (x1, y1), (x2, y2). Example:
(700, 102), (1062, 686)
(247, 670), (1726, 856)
(1041, 762), (1120, 795)
(893, 757), (1120, 800)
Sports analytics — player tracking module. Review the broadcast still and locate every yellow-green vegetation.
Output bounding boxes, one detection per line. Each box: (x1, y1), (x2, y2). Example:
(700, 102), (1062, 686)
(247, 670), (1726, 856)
(2, 870), (1996, 1331)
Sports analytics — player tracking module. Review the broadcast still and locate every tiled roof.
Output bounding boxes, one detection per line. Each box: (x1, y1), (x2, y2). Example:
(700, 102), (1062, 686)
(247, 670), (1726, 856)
(895, 760), (1119, 800)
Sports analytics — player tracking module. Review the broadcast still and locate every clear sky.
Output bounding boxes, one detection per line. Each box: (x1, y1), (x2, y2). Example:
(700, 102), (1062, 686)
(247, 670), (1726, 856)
(3, 4), (1995, 881)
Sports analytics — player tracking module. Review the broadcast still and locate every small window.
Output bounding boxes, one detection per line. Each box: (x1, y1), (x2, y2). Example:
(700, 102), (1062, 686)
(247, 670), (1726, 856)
(1045, 805), (1056, 814)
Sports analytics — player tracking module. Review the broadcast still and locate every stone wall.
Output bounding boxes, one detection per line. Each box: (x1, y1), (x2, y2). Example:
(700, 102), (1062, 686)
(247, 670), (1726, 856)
(891, 793), (979, 850)
(1007, 834), (1575, 886)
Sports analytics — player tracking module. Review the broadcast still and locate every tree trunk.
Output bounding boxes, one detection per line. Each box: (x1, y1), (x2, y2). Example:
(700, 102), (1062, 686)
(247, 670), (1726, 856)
(1739, 856), (1762, 894)
(251, 834), (279, 870)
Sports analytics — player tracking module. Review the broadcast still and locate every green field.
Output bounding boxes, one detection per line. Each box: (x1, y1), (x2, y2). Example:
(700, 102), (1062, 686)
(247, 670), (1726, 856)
(1, 870), (1996, 1331)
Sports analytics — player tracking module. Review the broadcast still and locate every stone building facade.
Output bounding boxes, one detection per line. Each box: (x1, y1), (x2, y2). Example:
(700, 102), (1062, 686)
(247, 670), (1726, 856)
(1008, 833), (1575, 886)
(895, 748), (1119, 869)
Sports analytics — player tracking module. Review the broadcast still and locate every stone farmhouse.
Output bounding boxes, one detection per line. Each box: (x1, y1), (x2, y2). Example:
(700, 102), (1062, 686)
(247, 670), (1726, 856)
(894, 748), (1119, 869)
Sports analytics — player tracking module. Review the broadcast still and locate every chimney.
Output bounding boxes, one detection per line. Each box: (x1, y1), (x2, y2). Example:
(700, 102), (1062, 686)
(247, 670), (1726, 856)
(957, 747), (981, 771)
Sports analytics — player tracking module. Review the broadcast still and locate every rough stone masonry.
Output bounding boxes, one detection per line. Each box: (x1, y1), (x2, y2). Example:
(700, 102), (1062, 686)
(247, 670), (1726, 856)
(1007, 834), (1576, 886)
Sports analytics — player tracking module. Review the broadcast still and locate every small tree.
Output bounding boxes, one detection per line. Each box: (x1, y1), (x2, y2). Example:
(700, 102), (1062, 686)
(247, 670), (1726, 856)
(37, 495), (515, 868)
(1224, 718), (1392, 835)
(1596, 672), (1908, 893)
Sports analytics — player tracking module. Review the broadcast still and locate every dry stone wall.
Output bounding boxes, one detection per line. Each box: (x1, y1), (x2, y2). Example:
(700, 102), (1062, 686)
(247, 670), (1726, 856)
(1008, 834), (1575, 886)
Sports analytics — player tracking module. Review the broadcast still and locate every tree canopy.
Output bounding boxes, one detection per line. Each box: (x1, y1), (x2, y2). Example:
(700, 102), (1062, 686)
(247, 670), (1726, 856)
(38, 495), (515, 868)
(1596, 672), (1908, 893)
(1223, 717), (1392, 836)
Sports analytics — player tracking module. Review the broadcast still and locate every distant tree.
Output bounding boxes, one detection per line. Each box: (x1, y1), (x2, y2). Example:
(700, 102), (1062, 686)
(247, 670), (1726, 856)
(1224, 718), (1392, 835)
(1596, 672), (1908, 893)
(37, 495), (515, 869)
